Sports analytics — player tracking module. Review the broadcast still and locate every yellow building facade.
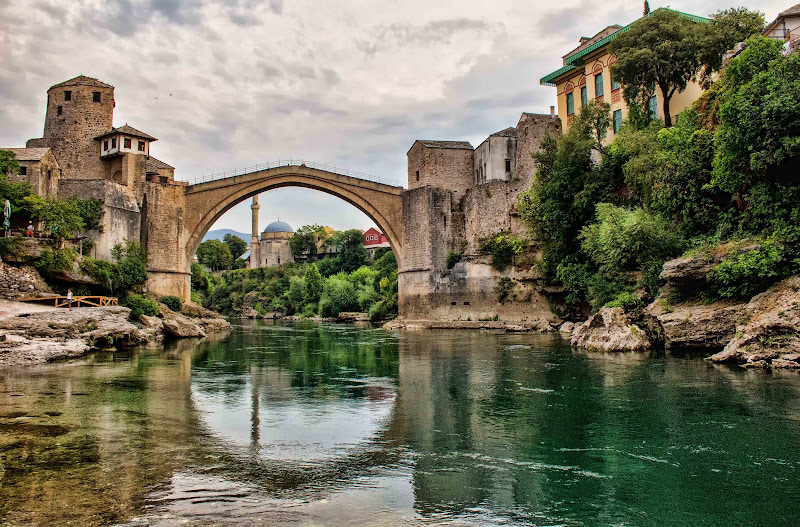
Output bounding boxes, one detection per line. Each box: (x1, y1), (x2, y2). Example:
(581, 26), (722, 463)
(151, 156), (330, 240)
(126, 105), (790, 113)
(540, 8), (707, 141)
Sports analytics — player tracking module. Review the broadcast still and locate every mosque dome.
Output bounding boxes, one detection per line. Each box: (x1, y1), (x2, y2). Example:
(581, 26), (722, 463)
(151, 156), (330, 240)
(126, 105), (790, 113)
(263, 220), (293, 234)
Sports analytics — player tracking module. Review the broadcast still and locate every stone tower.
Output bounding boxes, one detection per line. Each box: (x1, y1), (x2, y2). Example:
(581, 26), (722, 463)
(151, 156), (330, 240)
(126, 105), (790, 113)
(27, 75), (115, 181)
(249, 195), (260, 268)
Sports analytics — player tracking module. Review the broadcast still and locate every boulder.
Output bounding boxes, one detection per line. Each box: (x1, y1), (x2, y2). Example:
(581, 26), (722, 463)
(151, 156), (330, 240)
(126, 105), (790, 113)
(559, 321), (575, 335)
(570, 307), (651, 352)
(660, 257), (716, 288)
(161, 312), (206, 338)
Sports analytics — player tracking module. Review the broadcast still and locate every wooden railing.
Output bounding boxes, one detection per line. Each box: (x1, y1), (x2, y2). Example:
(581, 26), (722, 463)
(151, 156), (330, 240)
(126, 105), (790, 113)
(18, 296), (118, 308)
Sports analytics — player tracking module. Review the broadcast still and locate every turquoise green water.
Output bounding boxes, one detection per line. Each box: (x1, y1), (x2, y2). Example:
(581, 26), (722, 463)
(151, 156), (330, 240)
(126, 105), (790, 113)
(1, 321), (799, 526)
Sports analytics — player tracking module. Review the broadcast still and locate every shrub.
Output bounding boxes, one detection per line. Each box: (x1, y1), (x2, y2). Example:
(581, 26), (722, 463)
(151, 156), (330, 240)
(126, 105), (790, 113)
(605, 290), (644, 312)
(318, 277), (358, 318)
(160, 295), (182, 312)
(35, 248), (77, 276)
(446, 251), (463, 269)
(479, 232), (524, 270)
(369, 299), (390, 321)
(580, 203), (683, 273)
(123, 294), (158, 319)
(0, 236), (23, 258)
(707, 239), (785, 300)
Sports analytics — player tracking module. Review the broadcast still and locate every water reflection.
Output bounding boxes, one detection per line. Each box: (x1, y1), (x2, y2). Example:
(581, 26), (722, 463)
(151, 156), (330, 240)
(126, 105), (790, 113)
(0, 321), (798, 526)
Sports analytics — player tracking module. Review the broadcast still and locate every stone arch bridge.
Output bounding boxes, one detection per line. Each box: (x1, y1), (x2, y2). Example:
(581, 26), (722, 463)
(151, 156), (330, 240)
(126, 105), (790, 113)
(144, 163), (404, 301)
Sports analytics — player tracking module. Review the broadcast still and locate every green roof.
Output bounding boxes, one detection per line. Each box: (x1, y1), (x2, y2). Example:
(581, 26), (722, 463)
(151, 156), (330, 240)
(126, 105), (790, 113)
(539, 8), (709, 86)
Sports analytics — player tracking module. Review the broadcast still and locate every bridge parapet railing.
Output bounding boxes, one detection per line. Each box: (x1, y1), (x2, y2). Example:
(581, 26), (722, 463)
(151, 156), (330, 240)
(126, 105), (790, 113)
(183, 160), (400, 188)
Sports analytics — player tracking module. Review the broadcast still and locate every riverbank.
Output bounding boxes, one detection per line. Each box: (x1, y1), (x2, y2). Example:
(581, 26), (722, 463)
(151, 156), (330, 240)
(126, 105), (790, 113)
(0, 300), (230, 368)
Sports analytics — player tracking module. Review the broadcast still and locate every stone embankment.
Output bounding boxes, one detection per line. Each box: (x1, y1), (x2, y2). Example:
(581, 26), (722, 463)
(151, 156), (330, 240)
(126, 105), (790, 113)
(0, 301), (230, 368)
(567, 252), (800, 371)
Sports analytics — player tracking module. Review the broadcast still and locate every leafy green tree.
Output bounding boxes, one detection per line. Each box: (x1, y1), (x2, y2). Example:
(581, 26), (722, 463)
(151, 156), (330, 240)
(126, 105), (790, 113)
(223, 233), (248, 260)
(286, 275), (307, 314)
(610, 9), (704, 127)
(304, 263), (323, 303)
(712, 37), (800, 210)
(696, 8), (766, 87)
(0, 150), (21, 175)
(331, 229), (369, 273)
(289, 224), (328, 260)
(196, 239), (234, 271)
(0, 174), (33, 220)
(24, 195), (85, 241)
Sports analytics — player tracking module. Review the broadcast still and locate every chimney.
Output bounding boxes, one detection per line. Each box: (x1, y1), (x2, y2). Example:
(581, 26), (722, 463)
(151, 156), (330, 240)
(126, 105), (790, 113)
(550, 106), (555, 117)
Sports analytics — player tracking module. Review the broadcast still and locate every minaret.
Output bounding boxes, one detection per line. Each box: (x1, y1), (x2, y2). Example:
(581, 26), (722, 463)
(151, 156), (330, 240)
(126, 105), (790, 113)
(250, 195), (260, 268)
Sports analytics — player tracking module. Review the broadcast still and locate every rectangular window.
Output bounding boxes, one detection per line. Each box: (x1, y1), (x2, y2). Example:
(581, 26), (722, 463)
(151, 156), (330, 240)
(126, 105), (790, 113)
(566, 92), (575, 115)
(57, 106), (62, 116)
(594, 74), (604, 97)
(103, 140), (108, 151)
(19, 166), (27, 175)
(581, 86), (587, 107)
(92, 91), (101, 103)
(415, 170), (419, 182)
(613, 109), (622, 133)
(505, 159), (511, 172)
(612, 77), (620, 91)
(111, 138), (117, 149)
(648, 95), (658, 120)
(138, 141), (145, 152)
(123, 138), (131, 149)
(64, 90), (71, 101)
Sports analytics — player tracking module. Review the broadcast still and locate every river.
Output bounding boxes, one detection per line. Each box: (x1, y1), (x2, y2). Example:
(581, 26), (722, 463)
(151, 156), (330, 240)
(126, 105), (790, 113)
(0, 321), (798, 526)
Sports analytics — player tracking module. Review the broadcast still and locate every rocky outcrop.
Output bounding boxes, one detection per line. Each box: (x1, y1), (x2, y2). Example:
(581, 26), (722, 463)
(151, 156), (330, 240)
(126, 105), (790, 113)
(646, 300), (744, 350)
(570, 307), (651, 352)
(559, 321), (575, 335)
(708, 277), (800, 369)
(0, 306), (147, 346)
(338, 312), (370, 322)
(0, 333), (90, 368)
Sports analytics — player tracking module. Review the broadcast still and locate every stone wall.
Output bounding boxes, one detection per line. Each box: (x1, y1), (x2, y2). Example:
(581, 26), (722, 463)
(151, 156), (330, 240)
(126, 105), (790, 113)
(142, 182), (189, 299)
(515, 113), (561, 187)
(58, 179), (141, 261)
(0, 260), (53, 300)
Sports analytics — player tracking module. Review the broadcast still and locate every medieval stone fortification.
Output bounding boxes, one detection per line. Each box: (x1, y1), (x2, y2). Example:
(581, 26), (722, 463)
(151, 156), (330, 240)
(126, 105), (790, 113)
(5, 75), (190, 299)
(6, 75), (562, 322)
(399, 113), (561, 325)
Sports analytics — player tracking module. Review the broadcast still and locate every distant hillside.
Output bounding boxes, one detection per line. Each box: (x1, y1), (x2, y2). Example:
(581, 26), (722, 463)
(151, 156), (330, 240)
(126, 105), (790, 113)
(203, 229), (250, 242)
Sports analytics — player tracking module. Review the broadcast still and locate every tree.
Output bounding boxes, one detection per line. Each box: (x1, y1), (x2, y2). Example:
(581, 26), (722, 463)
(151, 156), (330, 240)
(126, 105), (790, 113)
(0, 174), (33, 219)
(611, 8), (764, 128)
(610, 9), (703, 127)
(289, 224), (327, 260)
(0, 150), (21, 176)
(304, 263), (323, 303)
(24, 195), (85, 241)
(196, 239), (233, 271)
(697, 8), (766, 87)
(223, 233), (248, 260)
(330, 229), (369, 273)
(712, 37), (800, 210)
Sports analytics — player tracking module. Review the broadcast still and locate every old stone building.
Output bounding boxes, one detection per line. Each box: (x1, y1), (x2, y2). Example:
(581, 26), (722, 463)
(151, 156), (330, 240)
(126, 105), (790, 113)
(258, 220), (293, 267)
(2, 75), (190, 299)
(400, 112), (561, 324)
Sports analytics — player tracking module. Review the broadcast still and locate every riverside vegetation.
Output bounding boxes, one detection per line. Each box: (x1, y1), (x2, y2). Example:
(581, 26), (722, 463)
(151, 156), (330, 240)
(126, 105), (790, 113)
(191, 240), (399, 321)
(518, 29), (800, 368)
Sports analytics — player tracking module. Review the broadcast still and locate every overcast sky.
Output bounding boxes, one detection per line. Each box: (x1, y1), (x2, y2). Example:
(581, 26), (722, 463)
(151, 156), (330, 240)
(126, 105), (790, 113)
(0, 0), (787, 236)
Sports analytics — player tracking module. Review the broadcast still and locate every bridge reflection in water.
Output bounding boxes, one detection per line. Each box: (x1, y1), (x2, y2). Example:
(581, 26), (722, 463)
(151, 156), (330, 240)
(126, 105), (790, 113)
(1, 322), (800, 526)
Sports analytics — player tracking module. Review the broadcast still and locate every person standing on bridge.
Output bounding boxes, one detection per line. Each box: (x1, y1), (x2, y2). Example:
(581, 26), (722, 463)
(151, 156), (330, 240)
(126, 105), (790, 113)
(66, 289), (73, 311)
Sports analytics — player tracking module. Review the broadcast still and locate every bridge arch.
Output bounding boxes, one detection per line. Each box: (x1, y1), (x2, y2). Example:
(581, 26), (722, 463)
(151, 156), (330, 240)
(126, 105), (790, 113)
(182, 165), (405, 274)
